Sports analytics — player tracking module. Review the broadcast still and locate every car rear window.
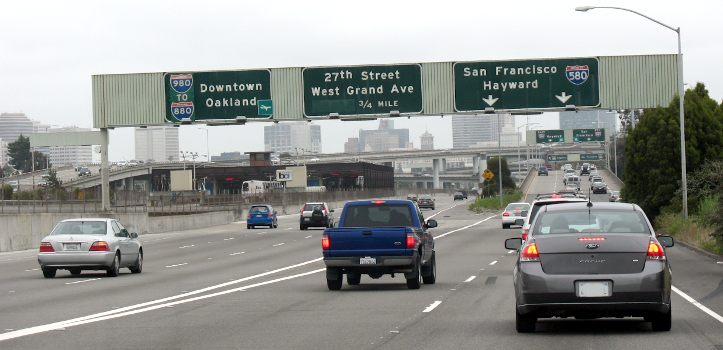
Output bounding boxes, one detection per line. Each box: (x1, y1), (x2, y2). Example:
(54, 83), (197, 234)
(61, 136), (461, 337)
(505, 204), (530, 211)
(342, 204), (414, 227)
(304, 204), (323, 211)
(250, 206), (269, 213)
(533, 210), (649, 235)
(52, 221), (107, 235)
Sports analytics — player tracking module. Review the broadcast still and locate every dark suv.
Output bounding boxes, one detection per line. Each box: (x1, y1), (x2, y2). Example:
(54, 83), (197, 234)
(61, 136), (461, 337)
(417, 195), (435, 210)
(580, 164), (591, 176)
(300, 202), (334, 230)
(537, 167), (549, 176)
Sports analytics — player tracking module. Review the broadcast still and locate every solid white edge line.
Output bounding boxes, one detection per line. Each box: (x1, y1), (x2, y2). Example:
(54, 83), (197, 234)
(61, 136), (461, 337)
(464, 276), (476, 283)
(423, 300), (443, 313)
(672, 285), (723, 324)
(434, 215), (497, 240)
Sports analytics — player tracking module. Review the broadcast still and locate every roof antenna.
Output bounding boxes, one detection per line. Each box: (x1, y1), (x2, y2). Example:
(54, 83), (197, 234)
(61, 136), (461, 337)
(586, 187), (593, 208)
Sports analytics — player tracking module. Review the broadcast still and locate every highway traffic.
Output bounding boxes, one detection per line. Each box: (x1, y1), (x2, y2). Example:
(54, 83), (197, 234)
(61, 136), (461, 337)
(1, 170), (723, 349)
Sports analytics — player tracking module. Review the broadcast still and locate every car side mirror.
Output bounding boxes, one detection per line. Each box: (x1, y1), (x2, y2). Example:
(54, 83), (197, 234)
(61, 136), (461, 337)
(505, 238), (523, 250)
(515, 219), (524, 226)
(425, 219), (438, 228)
(130, 232), (138, 239)
(657, 235), (674, 248)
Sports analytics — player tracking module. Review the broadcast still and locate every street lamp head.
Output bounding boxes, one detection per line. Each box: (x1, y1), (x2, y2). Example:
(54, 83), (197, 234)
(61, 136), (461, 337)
(575, 6), (594, 12)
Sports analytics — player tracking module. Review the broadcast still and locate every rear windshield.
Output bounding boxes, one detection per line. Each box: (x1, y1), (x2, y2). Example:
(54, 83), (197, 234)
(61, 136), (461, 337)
(303, 204), (324, 211)
(250, 206), (269, 213)
(505, 204), (530, 211)
(342, 204), (414, 227)
(533, 210), (649, 235)
(52, 221), (107, 235)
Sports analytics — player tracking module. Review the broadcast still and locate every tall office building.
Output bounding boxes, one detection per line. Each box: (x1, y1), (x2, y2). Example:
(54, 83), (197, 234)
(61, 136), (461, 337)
(135, 126), (180, 162)
(452, 113), (517, 148)
(264, 122), (322, 154)
(420, 131), (434, 150)
(344, 137), (360, 154)
(0, 113), (34, 144)
(358, 119), (410, 152)
(0, 139), (8, 167)
(559, 110), (617, 134)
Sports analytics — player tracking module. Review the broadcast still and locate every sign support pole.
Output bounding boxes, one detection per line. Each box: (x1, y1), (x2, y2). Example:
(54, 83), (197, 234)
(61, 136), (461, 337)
(101, 128), (110, 211)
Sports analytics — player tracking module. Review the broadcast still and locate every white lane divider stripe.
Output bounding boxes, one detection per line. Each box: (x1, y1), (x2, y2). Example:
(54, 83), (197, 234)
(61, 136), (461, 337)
(489, 260), (498, 266)
(228, 252), (245, 256)
(423, 300), (443, 313)
(178, 245), (195, 249)
(507, 250), (515, 254)
(464, 276), (476, 283)
(24, 268), (39, 272)
(305, 235), (312, 239)
(223, 238), (234, 241)
(165, 263), (188, 268)
(65, 278), (101, 285)
(273, 243), (285, 247)
(285, 228), (293, 230)
(672, 286), (723, 324)
(434, 215), (497, 240)
(427, 201), (464, 219)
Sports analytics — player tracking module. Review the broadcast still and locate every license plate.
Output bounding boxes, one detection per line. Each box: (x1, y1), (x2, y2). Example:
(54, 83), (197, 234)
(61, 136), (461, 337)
(359, 257), (377, 265)
(255, 214), (263, 217)
(304, 218), (310, 221)
(64, 243), (80, 251)
(576, 281), (611, 297)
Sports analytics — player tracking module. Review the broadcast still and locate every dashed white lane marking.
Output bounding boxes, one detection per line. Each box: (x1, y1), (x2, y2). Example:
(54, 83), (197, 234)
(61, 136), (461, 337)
(65, 278), (101, 285)
(423, 300), (442, 313)
(25, 268), (39, 272)
(305, 235), (312, 239)
(285, 228), (293, 230)
(257, 232), (267, 235)
(165, 263), (188, 268)
(464, 276), (476, 283)
(489, 260), (498, 266)
(716, 261), (723, 264)
(434, 215), (497, 240)
(672, 286), (723, 324)
(427, 202), (464, 219)
(273, 243), (285, 247)
(229, 252), (245, 256)
(223, 238), (235, 241)
(179, 245), (195, 249)
(507, 250), (515, 254)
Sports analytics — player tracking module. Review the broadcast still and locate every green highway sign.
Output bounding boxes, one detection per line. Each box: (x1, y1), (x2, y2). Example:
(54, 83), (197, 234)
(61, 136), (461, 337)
(535, 129), (565, 144)
(547, 154), (568, 162)
(302, 64), (423, 117)
(453, 57), (600, 111)
(258, 99), (273, 116)
(573, 128), (605, 142)
(165, 70), (272, 122)
(580, 154), (603, 161)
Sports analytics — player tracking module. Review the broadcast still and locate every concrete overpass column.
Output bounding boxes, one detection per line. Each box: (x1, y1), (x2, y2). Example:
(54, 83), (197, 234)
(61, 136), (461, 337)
(100, 128), (110, 211)
(478, 153), (488, 175)
(472, 156), (480, 175)
(441, 159), (447, 172)
(432, 159), (441, 189)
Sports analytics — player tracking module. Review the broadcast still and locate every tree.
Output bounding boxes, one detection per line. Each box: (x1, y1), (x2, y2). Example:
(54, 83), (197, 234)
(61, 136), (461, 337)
(623, 83), (723, 219)
(46, 168), (62, 190)
(6, 135), (50, 173)
(481, 156), (516, 196)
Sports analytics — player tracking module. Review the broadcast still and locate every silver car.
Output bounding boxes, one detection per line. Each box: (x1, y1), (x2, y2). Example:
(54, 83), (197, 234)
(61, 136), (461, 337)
(505, 202), (674, 332)
(37, 218), (143, 278)
(502, 202), (530, 229)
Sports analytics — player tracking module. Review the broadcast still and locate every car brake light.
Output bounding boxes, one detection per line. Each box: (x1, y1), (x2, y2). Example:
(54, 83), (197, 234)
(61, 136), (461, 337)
(502, 212), (510, 217)
(578, 237), (606, 242)
(406, 234), (416, 249)
(520, 243), (540, 262)
(268, 212), (274, 218)
(89, 241), (110, 251)
(647, 241), (666, 260)
(321, 234), (330, 250)
(372, 200), (385, 205)
(39, 242), (54, 253)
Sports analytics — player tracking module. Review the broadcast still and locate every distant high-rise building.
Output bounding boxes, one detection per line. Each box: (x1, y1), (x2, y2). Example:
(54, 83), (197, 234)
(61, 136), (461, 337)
(559, 110), (617, 134)
(344, 137), (360, 154)
(135, 126), (180, 162)
(0, 113), (34, 144)
(358, 119), (410, 152)
(264, 122), (322, 154)
(452, 113), (517, 148)
(0, 139), (8, 167)
(420, 131), (434, 150)
(44, 126), (94, 166)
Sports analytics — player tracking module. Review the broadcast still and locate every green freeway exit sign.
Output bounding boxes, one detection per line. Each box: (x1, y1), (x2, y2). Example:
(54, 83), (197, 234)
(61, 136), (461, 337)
(302, 64), (423, 117)
(547, 154), (568, 162)
(573, 128), (606, 142)
(165, 70), (271, 123)
(535, 129), (565, 144)
(454, 57), (600, 111)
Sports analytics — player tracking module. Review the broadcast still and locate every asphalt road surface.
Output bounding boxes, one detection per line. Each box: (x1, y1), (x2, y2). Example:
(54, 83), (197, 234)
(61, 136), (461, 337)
(1, 173), (723, 349)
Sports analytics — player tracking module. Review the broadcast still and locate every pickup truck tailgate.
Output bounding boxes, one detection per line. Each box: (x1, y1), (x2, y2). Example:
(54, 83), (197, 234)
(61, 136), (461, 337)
(325, 228), (410, 257)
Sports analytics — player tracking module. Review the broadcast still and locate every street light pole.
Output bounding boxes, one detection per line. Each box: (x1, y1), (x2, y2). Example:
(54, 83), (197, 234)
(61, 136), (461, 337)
(497, 114), (502, 208)
(197, 127), (210, 161)
(576, 5), (688, 218)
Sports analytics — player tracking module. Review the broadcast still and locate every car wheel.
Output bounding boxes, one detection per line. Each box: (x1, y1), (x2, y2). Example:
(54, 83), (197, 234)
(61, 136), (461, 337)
(248, 225), (254, 229)
(516, 306), (537, 333)
(42, 267), (56, 278)
(422, 252), (437, 284)
(300, 225), (306, 230)
(406, 257), (422, 290)
(327, 270), (343, 291)
(273, 222), (278, 229)
(130, 250), (143, 274)
(651, 307), (672, 331)
(107, 253), (120, 277)
(502, 224), (510, 229)
(69, 268), (82, 275)
(347, 274), (361, 286)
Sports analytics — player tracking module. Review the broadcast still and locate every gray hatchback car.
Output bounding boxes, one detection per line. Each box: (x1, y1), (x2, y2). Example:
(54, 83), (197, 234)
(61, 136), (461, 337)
(37, 218), (143, 278)
(505, 202), (674, 332)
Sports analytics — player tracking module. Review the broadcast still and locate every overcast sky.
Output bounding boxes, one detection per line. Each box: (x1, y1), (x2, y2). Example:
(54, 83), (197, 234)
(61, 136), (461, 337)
(1, 0), (721, 161)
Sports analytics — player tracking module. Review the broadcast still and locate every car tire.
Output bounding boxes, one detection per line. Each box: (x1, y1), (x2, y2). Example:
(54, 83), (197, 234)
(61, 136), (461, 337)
(107, 253), (120, 277)
(42, 267), (56, 278)
(300, 225), (306, 230)
(406, 257), (422, 290)
(347, 274), (361, 286)
(69, 268), (82, 275)
(129, 250), (143, 274)
(651, 307), (672, 331)
(516, 307), (537, 333)
(247, 225), (253, 229)
(502, 224), (510, 229)
(422, 253), (437, 285)
(327, 276), (343, 291)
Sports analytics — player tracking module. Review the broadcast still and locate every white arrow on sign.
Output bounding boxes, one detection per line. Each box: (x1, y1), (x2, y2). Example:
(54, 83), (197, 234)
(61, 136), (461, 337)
(482, 95), (499, 107)
(555, 92), (572, 104)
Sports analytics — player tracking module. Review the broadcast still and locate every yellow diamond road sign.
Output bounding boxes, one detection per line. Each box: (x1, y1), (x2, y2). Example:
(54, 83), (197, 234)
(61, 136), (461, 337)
(483, 169), (494, 182)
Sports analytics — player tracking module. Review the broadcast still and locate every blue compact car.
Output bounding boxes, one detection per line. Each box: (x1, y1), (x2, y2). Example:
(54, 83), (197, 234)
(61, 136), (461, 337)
(247, 204), (278, 229)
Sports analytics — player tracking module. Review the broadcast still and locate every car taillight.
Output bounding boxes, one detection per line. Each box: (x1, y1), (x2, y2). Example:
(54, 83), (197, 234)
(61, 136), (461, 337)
(520, 243), (540, 262)
(521, 230), (528, 241)
(89, 241), (110, 251)
(406, 234), (416, 249)
(372, 200), (385, 205)
(502, 212), (510, 217)
(268, 212), (274, 218)
(647, 241), (666, 260)
(321, 234), (330, 250)
(39, 242), (54, 253)
(578, 237), (606, 242)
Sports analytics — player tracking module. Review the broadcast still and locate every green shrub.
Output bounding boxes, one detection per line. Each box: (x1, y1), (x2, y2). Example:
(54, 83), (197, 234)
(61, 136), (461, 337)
(469, 192), (523, 212)
(1, 184), (12, 199)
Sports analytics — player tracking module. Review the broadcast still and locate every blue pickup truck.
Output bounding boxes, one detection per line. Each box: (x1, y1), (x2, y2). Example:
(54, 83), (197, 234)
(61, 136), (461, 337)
(322, 199), (438, 290)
